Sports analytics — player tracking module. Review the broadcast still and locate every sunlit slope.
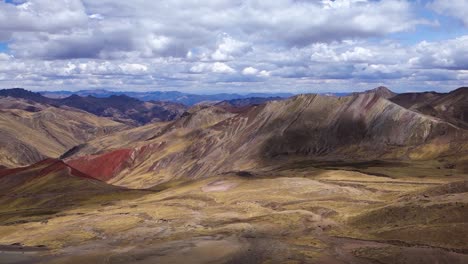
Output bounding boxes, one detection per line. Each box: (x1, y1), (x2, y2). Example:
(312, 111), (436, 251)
(67, 93), (468, 188)
(0, 100), (127, 168)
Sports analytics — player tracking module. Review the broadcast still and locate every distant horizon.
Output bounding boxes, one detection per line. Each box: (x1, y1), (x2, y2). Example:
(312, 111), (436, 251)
(1, 85), (466, 96)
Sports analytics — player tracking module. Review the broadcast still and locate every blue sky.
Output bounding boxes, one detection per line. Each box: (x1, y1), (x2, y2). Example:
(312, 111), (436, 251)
(0, 0), (467, 94)
(0, 43), (7, 52)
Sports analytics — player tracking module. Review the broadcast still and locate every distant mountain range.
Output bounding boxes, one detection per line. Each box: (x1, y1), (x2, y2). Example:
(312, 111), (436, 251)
(39, 89), (295, 106)
(0, 88), (188, 126)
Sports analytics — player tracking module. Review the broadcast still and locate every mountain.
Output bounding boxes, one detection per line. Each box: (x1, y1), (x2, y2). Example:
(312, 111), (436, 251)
(65, 92), (467, 188)
(391, 87), (468, 129)
(355, 86), (397, 99)
(39, 89), (294, 105)
(0, 88), (188, 126)
(0, 97), (127, 168)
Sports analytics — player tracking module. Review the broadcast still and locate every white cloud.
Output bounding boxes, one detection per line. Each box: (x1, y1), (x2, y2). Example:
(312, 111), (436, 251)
(242, 67), (259, 75)
(409, 36), (468, 70)
(88, 13), (104, 20)
(310, 42), (391, 63)
(119, 63), (148, 75)
(340, 47), (374, 62)
(242, 67), (270, 77)
(212, 62), (236, 73)
(211, 35), (250, 61)
(190, 62), (235, 74)
(0, 53), (11, 61)
(430, 0), (468, 27)
(259, 70), (271, 77)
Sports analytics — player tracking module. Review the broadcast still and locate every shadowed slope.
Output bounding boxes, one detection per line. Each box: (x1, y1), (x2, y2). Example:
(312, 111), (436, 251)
(0, 158), (152, 232)
(0, 159), (126, 225)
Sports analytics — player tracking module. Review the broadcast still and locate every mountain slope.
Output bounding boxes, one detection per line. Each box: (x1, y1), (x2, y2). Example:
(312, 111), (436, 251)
(0, 88), (188, 126)
(66, 106), (236, 182)
(391, 87), (468, 129)
(0, 98), (127, 168)
(66, 93), (467, 188)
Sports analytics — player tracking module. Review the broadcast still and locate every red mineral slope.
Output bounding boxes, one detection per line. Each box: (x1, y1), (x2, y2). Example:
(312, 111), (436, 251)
(0, 159), (95, 180)
(38, 159), (96, 180)
(0, 158), (107, 195)
(66, 149), (134, 181)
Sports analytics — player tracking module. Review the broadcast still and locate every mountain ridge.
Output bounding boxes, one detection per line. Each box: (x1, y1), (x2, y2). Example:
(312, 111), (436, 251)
(65, 92), (468, 188)
(390, 87), (468, 129)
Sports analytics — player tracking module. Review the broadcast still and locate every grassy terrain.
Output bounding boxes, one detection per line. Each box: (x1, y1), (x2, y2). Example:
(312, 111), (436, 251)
(0, 161), (467, 263)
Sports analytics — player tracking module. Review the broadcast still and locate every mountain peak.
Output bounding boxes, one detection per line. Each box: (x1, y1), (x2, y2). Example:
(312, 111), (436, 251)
(362, 86), (396, 99)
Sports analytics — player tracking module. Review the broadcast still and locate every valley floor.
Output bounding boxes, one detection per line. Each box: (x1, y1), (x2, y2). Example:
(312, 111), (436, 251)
(0, 161), (467, 264)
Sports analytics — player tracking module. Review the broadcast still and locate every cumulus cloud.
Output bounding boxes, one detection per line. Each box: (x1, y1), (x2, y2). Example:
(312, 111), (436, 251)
(242, 67), (259, 75)
(409, 36), (468, 70)
(211, 35), (251, 61)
